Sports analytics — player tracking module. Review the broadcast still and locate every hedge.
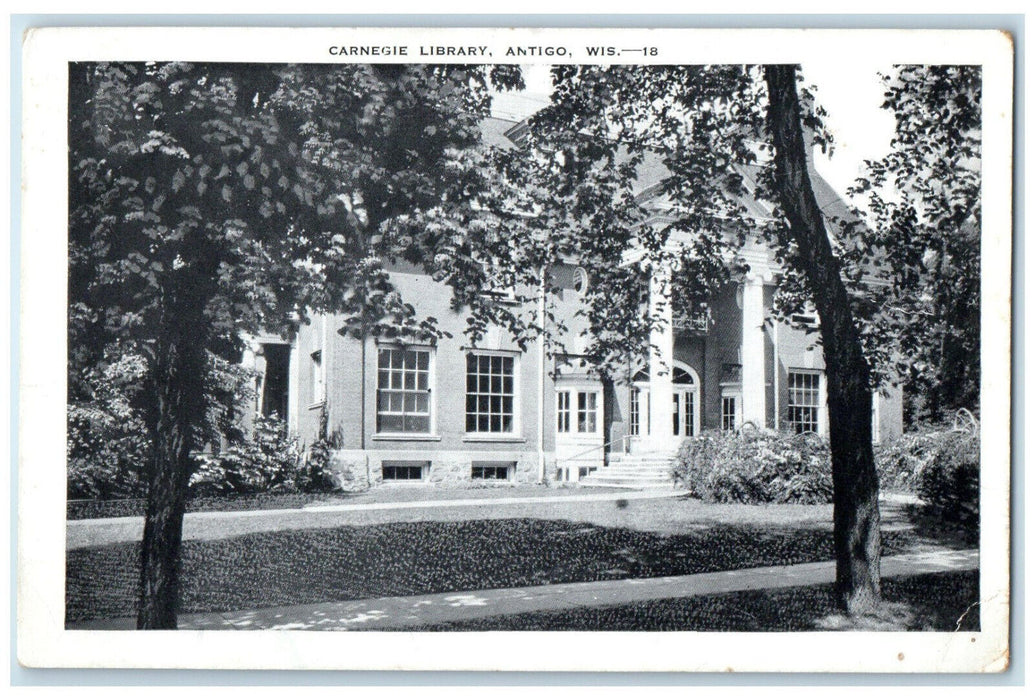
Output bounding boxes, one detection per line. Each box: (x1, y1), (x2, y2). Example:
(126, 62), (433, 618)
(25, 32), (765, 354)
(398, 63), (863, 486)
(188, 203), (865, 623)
(673, 430), (833, 505)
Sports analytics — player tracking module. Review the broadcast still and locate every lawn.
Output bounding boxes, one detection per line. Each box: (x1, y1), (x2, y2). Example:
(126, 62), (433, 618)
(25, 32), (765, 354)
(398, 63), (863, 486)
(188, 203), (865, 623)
(67, 484), (631, 520)
(412, 570), (980, 632)
(66, 516), (918, 623)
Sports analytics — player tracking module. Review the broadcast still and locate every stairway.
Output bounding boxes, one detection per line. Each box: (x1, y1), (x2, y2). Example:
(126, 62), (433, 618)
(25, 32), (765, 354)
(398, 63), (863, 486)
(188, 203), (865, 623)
(578, 449), (679, 489)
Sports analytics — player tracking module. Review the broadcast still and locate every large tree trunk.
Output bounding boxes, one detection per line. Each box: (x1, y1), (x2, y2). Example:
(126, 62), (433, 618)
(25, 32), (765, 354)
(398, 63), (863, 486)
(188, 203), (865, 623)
(764, 65), (882, 615)
(137, 316), (208, 629)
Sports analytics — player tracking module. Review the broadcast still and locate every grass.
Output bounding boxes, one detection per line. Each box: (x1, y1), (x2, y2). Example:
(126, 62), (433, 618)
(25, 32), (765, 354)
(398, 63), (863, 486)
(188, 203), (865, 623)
(66, 484), (631, 520)
(411, 571), (980, 632)
(66, 517), (917, 623)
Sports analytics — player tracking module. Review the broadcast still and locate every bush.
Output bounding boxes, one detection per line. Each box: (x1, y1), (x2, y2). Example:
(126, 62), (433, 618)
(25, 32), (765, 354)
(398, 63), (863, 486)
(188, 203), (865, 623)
(68, 346), (258, 501)
(914, 430), (979, 529)
(67, 353), (151, 500)
(296, 410), (348, 493)
(674, 430), (833, 505)
(191, 414), (302, 496)
(875, 417), (979, 496)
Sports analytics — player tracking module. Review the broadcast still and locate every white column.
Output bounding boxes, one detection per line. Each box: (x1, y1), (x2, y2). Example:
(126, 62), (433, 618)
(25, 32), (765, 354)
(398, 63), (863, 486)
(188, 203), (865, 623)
(741, 275), (767, 429)
(647, 268), (676, 450)
(287, 339), (300, 435)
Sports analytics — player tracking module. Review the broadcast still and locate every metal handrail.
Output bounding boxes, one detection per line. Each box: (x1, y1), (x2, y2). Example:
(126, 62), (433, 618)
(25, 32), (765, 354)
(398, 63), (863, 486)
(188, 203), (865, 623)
(555, 433), (636, 467)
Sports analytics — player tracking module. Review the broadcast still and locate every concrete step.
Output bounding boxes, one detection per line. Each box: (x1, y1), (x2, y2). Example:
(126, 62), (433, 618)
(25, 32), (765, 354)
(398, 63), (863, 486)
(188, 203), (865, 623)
(608, 455), (678, 465)
(601, 462), (672, 469)
(605, 462), (673, 469)
(580, 477), (676, 489)
(582, 473), (674, 484)
(595, 468), (672, 477)
(603, 464), (674, 471)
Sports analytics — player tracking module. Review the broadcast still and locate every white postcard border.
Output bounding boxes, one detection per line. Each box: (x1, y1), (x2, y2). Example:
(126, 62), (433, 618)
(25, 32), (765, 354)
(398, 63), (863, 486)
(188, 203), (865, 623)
(17, 25), (1014, 672)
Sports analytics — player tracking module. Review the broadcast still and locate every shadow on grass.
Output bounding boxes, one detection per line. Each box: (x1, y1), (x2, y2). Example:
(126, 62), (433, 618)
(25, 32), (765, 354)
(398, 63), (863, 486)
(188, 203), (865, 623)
(415, 571), (980, 632)
(67, 518), (917, 624)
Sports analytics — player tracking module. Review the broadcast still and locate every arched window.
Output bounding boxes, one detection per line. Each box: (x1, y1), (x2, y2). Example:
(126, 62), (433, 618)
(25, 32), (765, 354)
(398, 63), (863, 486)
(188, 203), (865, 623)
(672, 366), (695, 385)
(573, 266), (588, 294)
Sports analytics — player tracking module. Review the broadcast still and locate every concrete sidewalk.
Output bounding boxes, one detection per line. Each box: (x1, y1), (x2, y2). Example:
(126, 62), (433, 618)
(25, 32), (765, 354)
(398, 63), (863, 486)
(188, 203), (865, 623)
(67, 488), (682, 549)
(69, 547), (978, 631)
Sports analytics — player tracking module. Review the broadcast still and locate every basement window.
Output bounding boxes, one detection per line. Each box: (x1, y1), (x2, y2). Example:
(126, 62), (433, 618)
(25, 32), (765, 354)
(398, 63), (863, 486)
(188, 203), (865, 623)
(471, 461), (514, 481)
(381, 461), (428, 482)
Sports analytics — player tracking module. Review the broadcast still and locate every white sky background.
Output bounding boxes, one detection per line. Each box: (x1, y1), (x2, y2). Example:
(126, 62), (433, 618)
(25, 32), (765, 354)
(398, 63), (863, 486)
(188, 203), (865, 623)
(505, 62), (898, 203)
(802, 62), (898, 200)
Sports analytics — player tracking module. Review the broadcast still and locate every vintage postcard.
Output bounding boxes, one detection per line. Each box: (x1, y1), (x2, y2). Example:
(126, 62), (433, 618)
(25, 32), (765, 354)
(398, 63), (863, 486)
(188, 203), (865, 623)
(17, 25), (1013, 672)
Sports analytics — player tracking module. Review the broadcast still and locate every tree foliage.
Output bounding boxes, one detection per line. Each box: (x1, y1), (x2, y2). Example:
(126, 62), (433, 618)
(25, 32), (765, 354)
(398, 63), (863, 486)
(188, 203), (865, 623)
(505, 64), (881, 613)
(487, 65), (835, 374)
(68, 61), (523, 627)
(845, 65), (981, 421)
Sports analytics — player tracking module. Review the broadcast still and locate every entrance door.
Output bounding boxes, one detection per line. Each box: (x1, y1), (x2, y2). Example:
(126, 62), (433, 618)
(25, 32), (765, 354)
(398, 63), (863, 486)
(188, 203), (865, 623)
(671, 364), (699, 438)
(672, 388), (695, 437)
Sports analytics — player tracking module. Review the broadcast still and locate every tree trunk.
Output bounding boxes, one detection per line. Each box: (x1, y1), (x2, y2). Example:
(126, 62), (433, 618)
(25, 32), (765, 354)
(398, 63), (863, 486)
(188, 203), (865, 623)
(137, 319), (207, 629)
(764, 65), (882, 615)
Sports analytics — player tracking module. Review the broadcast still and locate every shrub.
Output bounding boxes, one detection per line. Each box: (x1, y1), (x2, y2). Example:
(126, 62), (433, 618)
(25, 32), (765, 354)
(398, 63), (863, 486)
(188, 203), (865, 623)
(915, 430), (979, 529)
(875, 414), (979, 500)
(67, 352), (151, 500)
(191, 414), (302, 496)
(674, 429), (833, 505)
(68, 346), (258, 501)
(296, 410), (348, 493)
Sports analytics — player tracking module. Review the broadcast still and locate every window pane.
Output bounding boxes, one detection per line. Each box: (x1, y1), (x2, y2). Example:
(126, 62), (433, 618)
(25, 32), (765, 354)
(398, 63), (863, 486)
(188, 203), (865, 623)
(379, 414), (403, 433)
(377, 349), (433, 434)
(465, 353), (516, 433)
(405, 415), (430, 433)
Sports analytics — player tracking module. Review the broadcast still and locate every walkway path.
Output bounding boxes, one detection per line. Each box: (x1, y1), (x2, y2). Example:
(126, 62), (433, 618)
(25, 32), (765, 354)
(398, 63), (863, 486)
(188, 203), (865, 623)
(69, 547), (978, 631)
(67, 488), (682, 549)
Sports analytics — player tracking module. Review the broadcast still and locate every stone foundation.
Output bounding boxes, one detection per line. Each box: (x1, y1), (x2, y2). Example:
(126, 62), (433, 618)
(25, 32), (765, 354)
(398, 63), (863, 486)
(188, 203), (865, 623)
(329, 449), (555, 488)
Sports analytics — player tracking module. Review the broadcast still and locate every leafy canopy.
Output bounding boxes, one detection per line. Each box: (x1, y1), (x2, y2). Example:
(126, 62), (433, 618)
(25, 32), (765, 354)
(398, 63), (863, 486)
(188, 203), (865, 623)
(69, 61), (524, 435)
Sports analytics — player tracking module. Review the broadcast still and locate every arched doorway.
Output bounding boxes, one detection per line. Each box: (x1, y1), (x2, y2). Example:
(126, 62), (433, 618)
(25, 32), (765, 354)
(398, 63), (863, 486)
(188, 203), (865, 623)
(629, 361), (701, 447)
(671, 363), (701, 438)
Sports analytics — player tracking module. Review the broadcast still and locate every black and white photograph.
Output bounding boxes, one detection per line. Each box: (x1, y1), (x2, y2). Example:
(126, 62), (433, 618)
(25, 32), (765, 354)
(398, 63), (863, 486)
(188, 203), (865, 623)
(17, 25), (1013, 672)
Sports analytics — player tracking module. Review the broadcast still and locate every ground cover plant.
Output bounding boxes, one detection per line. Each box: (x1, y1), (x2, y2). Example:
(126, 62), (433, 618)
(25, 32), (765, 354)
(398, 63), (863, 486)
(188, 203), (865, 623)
(66, 518), (916, 624)
(413, 570), (979, 632)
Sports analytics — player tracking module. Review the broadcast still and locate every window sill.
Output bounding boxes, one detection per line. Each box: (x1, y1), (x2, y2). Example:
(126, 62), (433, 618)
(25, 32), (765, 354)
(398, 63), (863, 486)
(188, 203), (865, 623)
(462, 435), (526, 443)
(372, 434), (442, 442)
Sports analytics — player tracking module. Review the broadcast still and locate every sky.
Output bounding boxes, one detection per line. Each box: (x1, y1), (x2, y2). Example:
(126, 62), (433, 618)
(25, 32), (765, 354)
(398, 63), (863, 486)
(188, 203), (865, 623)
(497, 62), (898, 204)
(802, 62), (897, 200)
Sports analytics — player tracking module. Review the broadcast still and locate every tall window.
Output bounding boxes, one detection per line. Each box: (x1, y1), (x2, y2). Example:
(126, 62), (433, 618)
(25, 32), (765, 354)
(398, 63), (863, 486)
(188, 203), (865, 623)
(577, 392), (598, 433)
(721, 395), (738, 431)
(557, 391), (571, 432)
(377, 347), (431, 433)
(557, 389), (600, 434)
(630, 387), (641, 436)
(630, 386), (651, 436)
(787, 371), (821, 433)
(466, 353), (516, 433)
